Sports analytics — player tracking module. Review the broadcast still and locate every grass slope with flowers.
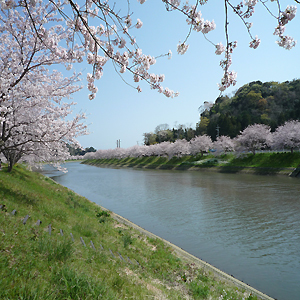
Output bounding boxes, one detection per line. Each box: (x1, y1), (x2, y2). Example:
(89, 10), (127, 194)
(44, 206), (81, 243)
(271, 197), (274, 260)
(0, 163), (261, 300)
(82, 151), (300, 176)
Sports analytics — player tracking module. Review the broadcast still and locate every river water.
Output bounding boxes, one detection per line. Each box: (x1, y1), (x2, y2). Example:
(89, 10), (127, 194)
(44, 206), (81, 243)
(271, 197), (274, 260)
(43, 162), (300, 300)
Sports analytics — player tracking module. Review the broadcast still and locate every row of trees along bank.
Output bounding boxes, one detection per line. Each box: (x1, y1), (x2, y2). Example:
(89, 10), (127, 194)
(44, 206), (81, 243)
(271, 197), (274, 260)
(84, 121), (300, 160)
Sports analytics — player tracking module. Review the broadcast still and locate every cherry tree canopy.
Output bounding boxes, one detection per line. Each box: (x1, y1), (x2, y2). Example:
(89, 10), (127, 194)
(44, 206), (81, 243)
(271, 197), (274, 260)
(235, 123), (272, 154)
(0, 0), (90, 170)
(0, 67), (88, 171)
(0, 0), (298, 97)
(190, 134), (213, 155)
(271, 120), (300, 153)
(214, 135), (235, 153)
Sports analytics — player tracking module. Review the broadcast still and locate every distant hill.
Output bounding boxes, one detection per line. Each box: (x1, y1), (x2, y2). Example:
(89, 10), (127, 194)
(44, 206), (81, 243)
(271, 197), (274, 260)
(67, 145), (97, 156)
(197, 79), (300, 140)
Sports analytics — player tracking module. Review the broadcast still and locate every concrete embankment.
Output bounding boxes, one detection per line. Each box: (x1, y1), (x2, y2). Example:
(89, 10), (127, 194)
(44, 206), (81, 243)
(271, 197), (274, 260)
(188, 165), (299, 176)
(84, 160), (300, 177)
(109, 211), (274, 300)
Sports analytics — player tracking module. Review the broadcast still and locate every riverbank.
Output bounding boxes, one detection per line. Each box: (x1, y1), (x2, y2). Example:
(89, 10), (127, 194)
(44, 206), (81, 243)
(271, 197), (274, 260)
(82, 152), (300, 177)
(0, 164), (272, 299)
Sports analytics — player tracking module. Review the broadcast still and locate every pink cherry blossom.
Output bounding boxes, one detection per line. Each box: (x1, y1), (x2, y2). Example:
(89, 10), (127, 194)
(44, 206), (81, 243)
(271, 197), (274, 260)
(177, 42), (189, 55)
(249, 35), (261, 49)
(215, 42), (225, 55)
(136, 19), (143, 29)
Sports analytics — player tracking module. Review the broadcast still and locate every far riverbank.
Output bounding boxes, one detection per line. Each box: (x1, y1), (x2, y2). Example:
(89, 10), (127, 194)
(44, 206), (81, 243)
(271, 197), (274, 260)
(82, 151), (300, 177)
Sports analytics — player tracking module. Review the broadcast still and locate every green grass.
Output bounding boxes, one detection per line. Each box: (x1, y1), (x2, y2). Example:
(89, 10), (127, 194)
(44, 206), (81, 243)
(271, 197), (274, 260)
(225, 152), (300, 168)
(84, 153), (208, 170)
(83, 151), (300, 174)
(0, 164), (260, 299)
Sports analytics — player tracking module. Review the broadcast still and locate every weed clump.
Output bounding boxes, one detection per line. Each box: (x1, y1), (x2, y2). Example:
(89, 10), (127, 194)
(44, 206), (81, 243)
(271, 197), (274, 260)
(189, 281), (210, 299)
(96, 210), (111, 223)
(51, 267), (114, 299)
(34, 235), (74, 262)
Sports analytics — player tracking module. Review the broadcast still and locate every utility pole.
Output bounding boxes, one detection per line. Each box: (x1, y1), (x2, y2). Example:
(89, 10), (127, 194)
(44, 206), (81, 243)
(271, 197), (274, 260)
(216, 125), (220, 138)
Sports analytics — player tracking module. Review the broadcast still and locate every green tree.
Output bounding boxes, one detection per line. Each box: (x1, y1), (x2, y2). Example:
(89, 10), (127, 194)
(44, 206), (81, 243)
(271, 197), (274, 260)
(196, 116), (209, 135)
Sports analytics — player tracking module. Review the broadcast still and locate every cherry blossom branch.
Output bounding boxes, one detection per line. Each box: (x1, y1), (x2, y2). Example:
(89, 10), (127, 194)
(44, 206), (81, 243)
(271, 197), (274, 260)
(0, 0), (298, 100)
(226, 0), (255, 40)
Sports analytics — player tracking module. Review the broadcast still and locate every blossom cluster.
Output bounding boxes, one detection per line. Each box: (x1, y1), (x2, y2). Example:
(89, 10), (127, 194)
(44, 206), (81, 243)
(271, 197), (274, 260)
(249, 35), (261, 49)
(84, 134), (232, 161)
(177, 42), (189, 55)
(218, 42), (238, 92)
(184, 6), (216, 34)
(274, 5), (297, 50)
(64, 0), (179, 98)
(215, 43), (226, 55)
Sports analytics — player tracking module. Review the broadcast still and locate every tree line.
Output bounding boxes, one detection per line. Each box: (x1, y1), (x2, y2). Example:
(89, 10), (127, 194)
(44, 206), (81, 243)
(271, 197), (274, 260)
(143, 123), (204, 145)
(85, 121), (300, 160)
(67, 145), (97, 156)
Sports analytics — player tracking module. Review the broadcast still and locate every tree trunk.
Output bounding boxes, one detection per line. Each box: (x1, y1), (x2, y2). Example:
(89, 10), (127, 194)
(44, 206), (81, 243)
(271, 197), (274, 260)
(4, 150), (19, 172)
(8, 159), (14, 172)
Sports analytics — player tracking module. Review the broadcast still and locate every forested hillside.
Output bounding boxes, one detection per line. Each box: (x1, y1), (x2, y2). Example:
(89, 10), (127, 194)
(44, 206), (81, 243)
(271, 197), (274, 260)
(197, 79), (300, 140)
(143, 79), (300, 145)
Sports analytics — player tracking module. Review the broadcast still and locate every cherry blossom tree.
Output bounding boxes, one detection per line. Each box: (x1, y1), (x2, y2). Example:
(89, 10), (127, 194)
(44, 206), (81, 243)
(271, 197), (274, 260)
(127, 144), (145, 158)
(0, 2), (91, 171)
(190, 134), (213, 156)
(154, 141), (172, 157)
(0, 68), (88, 171)
(271, 120), (300, 153)
(214, 135), (235, 153)
(167, 139), (190, 158)
(235, 124), (272, 155)
(142, 144), (155, 157)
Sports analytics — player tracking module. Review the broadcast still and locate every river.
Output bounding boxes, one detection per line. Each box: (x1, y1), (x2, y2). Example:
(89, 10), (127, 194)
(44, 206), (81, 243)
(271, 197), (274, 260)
(42, 161), (300, 300)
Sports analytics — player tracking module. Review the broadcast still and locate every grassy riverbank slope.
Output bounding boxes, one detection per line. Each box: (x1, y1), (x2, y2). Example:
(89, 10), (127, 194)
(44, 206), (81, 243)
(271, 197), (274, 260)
(0, 164), (263, 299)
(83, 152), (300, 176)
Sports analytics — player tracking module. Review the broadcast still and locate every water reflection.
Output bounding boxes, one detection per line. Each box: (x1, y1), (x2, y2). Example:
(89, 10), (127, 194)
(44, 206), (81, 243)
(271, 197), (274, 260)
(43, 162), (300, 300)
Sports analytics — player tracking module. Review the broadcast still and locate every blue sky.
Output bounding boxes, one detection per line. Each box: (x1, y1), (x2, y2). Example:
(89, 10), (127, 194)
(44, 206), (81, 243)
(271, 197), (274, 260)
(69, 0), (300, 150)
